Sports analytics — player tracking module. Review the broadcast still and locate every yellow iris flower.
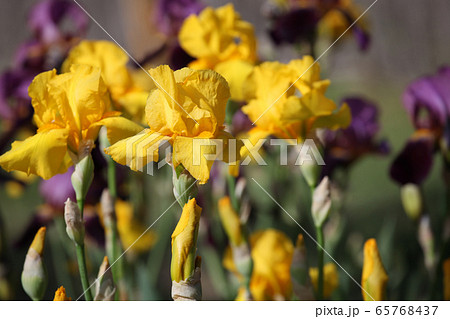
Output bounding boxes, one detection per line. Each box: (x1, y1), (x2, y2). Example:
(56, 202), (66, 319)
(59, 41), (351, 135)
(309, 263), (339, 299)
(225, 229), (293, 301)
(179, 4), (257, 101)
(62, 40), (154, 123)
(361, 238), (388, 301)
(242, 57), (350, 142)
(106, 65), (239, 184)
(0, 65), (143, 180)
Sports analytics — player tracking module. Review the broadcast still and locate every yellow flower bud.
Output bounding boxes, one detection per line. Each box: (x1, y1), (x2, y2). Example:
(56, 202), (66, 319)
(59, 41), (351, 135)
(53, 286), (72, 301)
(361, 238), (388, 301)
(171, 198), (202, 283)
(443, 258), (450, 301)
(22, 227), (47, 301)
(218, 196), (243, 246)
(309, 263), (339, 299)
(400, 183), (423, 221)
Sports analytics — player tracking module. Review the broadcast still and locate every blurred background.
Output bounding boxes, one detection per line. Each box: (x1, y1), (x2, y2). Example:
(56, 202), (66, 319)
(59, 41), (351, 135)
(0, 0), (449, 300)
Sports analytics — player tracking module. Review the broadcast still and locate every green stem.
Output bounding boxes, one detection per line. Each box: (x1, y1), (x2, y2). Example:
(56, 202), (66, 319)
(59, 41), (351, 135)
(75, 243), (93, 301)
(316, 225), (324, 300)
(226, 174), (240, 212)
(73, 198), (93, 301)
(107, 158), (117, 198)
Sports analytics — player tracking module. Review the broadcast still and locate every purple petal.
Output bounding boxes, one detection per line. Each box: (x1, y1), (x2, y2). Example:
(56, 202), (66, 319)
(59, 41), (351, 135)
(28, 0), (88, 44)
(39, 166), (76, 210)
(155, 0), (205, 36)
(390, 135), (434, 185)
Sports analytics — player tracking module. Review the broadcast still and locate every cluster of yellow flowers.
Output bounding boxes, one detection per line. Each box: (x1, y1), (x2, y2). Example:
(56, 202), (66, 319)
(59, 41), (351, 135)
(0, 3), (387, 302)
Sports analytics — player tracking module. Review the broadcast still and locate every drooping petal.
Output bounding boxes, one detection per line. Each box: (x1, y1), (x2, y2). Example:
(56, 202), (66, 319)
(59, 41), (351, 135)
(105, 129), (171, 172)
(0, 127), (70, 179)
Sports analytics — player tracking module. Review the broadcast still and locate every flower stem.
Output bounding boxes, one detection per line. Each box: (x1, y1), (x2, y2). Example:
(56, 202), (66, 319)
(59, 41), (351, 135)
(74, 198), (93, 301)
(315, 225), (324, 300)
(226, 174), (240, 212)
(107, 157), (117, 198)
(75, 242), (93, 301)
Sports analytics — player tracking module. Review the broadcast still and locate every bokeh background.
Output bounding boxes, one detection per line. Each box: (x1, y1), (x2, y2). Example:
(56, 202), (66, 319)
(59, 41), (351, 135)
(0, 0), (449, 300)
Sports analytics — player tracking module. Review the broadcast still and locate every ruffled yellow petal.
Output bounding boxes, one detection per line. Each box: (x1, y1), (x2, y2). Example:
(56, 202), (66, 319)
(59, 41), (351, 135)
(62, 40), (131, 99)
(49, 64), (110, 132)
(146, 66), (230, 137)
(179, 4), (257, 69)
(105, 129), (171, 171)
(91, 116), (145, 145)
(288, 56), (330, 95)
(0, 127), (70, 179)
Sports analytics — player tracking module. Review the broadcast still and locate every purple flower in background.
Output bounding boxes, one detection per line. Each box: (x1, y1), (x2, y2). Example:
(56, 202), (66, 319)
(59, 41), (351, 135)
(323, 97), (389, 176)
(0, 69), (34, 121)
(268, 8), (319, 45)
(39, 166), (76, 210)
(155, 0), (205, 37)
(403, 67), (450, 133)
(28, 0), (88, 44)
(390, 133), (435, 186)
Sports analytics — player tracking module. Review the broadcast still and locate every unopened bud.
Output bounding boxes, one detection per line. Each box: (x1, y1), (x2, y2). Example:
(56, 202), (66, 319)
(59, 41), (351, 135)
(64, 198), (85, 246)
(172, 165), (198, 208)
(100, 189), (115, 225)
(171, 198), (202, 283)
(71, 154), (94, 201)
(53, 286), (71, 301)
(99, 127), (111, 160)
(94, 256), (116, 301)
(300, 160), (321, 188)
(418, 215), (435, 273)
(311, 177), (332, 227)
(22, 227), (47, 301)
(361, 238), (388, 301)
(400, 183), (422, 221)
(291, 234), (315, 300)
(218, 196), (243, 246)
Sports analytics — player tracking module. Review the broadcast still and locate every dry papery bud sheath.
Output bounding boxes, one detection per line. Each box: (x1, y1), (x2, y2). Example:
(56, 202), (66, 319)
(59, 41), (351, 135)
(64, 198), (85, 246)
(311, 177), (332, 228)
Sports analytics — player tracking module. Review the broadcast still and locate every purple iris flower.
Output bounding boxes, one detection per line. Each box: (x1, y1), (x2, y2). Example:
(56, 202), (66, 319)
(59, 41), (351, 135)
(155, 0), (205, 37)
(323, 97), (389, 176)
(403, 67), (450, 133)
(28, 0), (88, 44)
(0, 69), (34, 121)
(39, 167), (76, 210)
(390, 134), (434, 186)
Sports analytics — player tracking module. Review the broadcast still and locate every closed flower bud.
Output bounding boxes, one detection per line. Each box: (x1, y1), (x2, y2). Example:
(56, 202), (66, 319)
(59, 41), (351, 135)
(64, 198), (85, 246)
(291, 234), (315, 300)
(173, 165), (198, 208)
(418, 216), (435, 273)
(100, 189), (115, 226)
(171, 198), (202, 283)
(300, 159), (320, 189)
(311, 177), (332, 227)
(22, 227), (47, 301)
(361, 238), (388, 301)
(400, 183), (423, 221)
(53, 286), (71, 301)
(71, 154), (94, 202)
(94, 256), (116, 301)
(218, 196), (243, 246)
